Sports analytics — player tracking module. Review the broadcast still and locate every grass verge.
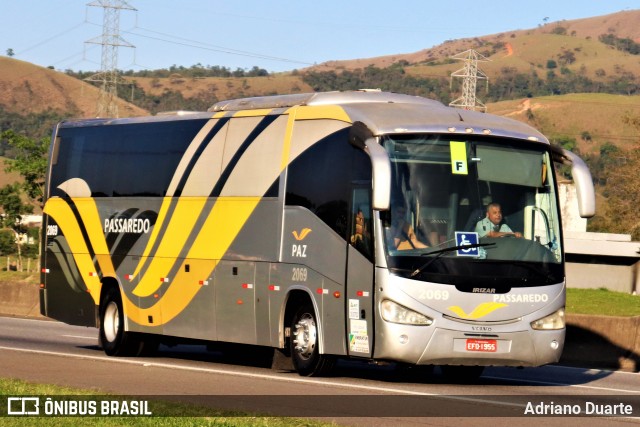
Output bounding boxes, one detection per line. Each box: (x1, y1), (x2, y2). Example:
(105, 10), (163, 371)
(566, 288), (640, 317)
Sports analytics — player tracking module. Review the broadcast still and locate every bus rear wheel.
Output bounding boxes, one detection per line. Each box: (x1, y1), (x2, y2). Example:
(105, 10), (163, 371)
(290, 303), (334, 376)
(99, 287), (144, 356)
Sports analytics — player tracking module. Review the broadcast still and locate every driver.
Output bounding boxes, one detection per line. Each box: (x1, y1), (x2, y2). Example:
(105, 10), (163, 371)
(475, 202), (522, 238)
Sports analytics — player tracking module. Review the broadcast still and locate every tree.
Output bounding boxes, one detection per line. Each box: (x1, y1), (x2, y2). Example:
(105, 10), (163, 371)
(551, 26), (567, 36)
(0, 230), (16, 256)
(0, 183), (33, 268)
(0, 130), (49, 270)
(558, 50), (576, 65)
(1, 130), (49, 209)
(6, 48), (14, 57)
(594, 114), (640, 239)
(602, 146), (640, 239)
(0, 183), (32, 226)
(581, 131), (592, 142)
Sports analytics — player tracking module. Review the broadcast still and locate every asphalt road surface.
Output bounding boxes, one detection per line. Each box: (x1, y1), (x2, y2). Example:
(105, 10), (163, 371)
(1, 316), (639, 426)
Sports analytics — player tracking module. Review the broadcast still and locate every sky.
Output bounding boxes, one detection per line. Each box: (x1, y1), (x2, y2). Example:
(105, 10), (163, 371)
(2, 1), (637, 73)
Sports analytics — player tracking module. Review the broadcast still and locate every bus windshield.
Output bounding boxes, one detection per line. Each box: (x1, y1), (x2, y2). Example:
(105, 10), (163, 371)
(381, 134), (563, 289)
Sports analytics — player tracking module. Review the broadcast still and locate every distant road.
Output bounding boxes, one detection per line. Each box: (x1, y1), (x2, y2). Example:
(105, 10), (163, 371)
(1, 316), (639, 426)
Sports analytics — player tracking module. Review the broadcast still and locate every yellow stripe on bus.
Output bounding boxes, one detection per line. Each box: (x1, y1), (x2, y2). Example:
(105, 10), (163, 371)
(43, 198), (102, 304)
(187, 197), (260, 259)
(292, 105), (351, 122)
(72, 198), (116, 278)
(131, 197), (172, 279)
(159, 197), (260, 323)
(123, 197), (260, 325)
(132, 197), (208, 297)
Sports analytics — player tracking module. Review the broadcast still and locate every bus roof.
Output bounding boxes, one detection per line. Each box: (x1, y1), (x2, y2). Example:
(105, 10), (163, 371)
(59, 91), (547, 144)
(210, 91), (549, 144)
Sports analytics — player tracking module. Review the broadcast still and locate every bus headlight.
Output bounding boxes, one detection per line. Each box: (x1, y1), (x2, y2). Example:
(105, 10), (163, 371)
(531, 308), (565, 330)
(381, 300), (433, 326)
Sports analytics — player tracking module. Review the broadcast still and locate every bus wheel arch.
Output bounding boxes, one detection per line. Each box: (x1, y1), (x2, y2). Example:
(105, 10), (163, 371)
(284, 290), (335, 376)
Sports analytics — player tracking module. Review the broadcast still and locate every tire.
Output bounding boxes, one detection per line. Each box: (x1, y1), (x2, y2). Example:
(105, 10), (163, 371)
(99, 287), (144, 357)
(290, 303), (334, 376)
(440, 365), (484, 383)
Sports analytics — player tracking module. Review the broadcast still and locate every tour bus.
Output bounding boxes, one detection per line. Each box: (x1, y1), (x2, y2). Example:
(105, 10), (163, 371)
(40, 91), (595, 378)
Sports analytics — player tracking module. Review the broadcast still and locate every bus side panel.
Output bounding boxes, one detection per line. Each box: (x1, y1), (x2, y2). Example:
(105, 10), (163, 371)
(41, 214), (97, 327)
(281, 206), (347, 356)
(215, 260), (256, 344)
(122, 113), (287, 340)
(267, 262), (345, 355)
(159, 198), (281, 343)
(148, 257), (217, 340)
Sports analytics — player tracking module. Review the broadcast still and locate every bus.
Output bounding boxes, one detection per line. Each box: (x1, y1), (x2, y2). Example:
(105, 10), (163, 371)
(40, 91), (595, 378)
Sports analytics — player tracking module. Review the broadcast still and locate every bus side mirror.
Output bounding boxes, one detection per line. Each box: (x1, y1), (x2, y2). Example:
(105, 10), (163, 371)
(364, 138), (391, 211)
(349, 123), (391, 211)
(560, 149), (596, 218)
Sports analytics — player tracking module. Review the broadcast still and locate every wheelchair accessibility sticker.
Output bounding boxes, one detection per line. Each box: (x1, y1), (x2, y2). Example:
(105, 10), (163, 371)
(455, 231), (479, 257)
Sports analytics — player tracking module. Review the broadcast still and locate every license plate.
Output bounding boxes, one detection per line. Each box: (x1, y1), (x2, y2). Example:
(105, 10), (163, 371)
(465, 339), (497, 352)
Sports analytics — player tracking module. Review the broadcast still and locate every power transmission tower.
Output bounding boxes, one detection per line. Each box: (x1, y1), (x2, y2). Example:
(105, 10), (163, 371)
(449, 49), (490, 112)
(85, 0), (136, 118)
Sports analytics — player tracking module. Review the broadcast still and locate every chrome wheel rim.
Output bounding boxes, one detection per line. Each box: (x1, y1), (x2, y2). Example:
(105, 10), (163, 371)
(103, 301), (119, 343)
(293, 313), (317, 360)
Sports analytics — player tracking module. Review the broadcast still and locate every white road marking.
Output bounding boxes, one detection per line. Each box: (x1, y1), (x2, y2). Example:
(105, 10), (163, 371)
(61, 335), (98, 340)
(483, 375), (640, 394)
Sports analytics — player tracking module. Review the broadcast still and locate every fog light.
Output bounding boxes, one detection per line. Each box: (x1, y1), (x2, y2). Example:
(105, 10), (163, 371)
(550, 340), (559, 350)
(399, 334), (409, 345)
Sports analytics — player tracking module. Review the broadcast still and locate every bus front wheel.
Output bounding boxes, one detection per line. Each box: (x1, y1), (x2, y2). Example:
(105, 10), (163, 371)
(99, 287), (144, 356)
(290, 303), (334, 376)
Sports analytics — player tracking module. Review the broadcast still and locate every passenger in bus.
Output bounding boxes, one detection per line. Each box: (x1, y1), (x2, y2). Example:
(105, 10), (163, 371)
(351, 209), (373, 257)
(475, 202), (522, 238)
(389, 205), (429, 250)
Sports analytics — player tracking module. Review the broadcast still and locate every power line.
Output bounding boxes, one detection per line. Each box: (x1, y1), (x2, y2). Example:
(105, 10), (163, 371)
(15, 22), (86, 56)
(81, 19), (314, 67)
(126, 25), (314, 66)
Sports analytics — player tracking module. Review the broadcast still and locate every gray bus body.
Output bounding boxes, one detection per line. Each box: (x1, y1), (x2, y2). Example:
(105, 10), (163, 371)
(40, 91), (595, 376)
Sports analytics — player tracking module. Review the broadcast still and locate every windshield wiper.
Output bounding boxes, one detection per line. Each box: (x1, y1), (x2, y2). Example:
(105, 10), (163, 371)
(410, 243), (495, 278)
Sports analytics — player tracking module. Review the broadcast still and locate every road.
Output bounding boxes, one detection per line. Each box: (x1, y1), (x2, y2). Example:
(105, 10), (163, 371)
(0, 316), (639, 426)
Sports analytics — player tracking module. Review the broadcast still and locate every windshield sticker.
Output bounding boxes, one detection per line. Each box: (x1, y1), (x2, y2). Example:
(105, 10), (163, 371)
(450, 141), (468, 175)
(454, 231), (479, 256)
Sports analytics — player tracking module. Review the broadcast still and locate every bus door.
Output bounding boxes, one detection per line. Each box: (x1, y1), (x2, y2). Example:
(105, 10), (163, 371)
(345, 185), (375, 357)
